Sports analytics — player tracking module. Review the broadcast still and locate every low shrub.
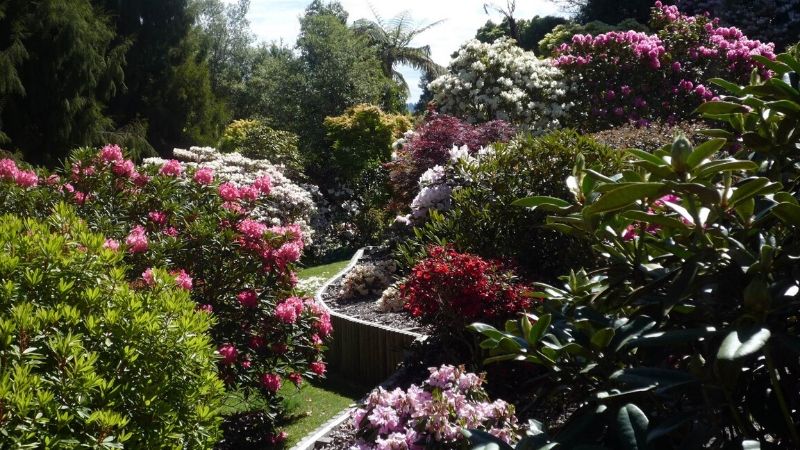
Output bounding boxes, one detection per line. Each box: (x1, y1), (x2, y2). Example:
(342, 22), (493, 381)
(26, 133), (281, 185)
(338, 259), (397, 299)
(0, 205), (225, 448)
(353, 365), (519, 449)
(554, 2), (775, 130)
(218, 119), (304, 177)
(400, 246), (531, 331)
(323, 103), (411, 182)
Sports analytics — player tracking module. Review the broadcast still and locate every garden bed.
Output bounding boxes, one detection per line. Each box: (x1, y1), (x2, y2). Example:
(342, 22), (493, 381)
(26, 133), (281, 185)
(316, 248), (428, 386)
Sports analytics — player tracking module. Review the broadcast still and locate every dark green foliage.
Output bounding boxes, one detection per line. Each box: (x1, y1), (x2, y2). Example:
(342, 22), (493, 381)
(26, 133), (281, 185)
(468, 53), (800, 448)
(589, 120), (710, 153)
(0, 0), (125, 165)
(476, 15), (568, 54)
(576, 0), (654, 26)
(219, 118), (304, 176)
(0, 204), (225, 447)
(398, 130), (624, 280)
(97, 0), (228, 151)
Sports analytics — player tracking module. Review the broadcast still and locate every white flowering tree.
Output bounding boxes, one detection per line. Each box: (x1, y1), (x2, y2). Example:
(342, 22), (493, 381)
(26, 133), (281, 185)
(428, 37), (568, 129)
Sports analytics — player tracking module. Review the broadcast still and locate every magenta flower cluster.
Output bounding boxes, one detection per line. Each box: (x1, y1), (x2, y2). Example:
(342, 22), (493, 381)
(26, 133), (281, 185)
(353, 365), (518, 449)
(553, 2), (775, 129)
(0, 158), (38, 188)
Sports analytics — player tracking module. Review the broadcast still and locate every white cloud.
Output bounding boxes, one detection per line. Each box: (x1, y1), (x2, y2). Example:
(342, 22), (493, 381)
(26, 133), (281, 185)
(243, 0), (565, 103)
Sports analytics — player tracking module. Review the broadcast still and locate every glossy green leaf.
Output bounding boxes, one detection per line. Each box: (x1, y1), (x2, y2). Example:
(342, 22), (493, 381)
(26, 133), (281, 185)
(695, 101), (750, 115)
(716, 327), (771, 362)
(772, 202), (800, 226)
(686, 138), (726, 168)
(527, 314), (551, 345)
(512, 196), (571, 209)
(617, 404), (649, 450)
(590, 327), (615, 349)
(585, 183), (667, 215)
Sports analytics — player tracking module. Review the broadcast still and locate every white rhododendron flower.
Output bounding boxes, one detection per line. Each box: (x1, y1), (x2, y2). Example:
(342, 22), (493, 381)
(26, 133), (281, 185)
(429, 38), (569, 129)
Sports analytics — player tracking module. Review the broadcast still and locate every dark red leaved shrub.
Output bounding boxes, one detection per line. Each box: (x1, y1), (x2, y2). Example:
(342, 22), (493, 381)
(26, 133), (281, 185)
(401, 245), (531, 331)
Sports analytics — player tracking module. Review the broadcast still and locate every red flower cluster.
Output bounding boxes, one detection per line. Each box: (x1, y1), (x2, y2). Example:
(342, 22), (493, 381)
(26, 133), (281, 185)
(401, 246), (531, 330)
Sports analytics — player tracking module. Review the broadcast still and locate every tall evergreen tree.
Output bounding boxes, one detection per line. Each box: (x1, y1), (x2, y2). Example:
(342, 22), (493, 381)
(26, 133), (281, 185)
(0, 0), (125, 165)
(95, 0), (226, 152)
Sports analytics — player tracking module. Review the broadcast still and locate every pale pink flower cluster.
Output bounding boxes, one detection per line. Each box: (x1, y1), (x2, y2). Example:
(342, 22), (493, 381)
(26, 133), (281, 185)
(353, 365), (518, 449)
(275, 296), (304, 324)
(193, 167), (214, 185)
(0, 158), (38, 188)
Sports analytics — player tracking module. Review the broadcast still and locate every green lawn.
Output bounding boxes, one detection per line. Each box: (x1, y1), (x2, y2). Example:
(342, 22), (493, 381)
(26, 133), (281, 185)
(280, 374), (368, 447)
(220, 374), (368, 448)
(297, 258), (351, 280)
(296, 258), (352, 296)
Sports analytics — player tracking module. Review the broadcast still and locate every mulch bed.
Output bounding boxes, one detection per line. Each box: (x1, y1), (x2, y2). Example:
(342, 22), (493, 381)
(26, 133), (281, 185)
(319, 248), (431, 334)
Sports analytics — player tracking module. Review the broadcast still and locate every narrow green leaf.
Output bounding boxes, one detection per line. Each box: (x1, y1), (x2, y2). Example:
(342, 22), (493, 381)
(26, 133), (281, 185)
(527, 314), (551, 345)
(772, 202), (800, 226)
(512, 196), (570, 209)
(695, 101), (749, 115)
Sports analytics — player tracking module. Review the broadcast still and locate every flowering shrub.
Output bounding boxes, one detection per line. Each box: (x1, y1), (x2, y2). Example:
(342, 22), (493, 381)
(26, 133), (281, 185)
(218, 118), (304, 177)
(401, 246), (531, 331)
(470, 55), (800, 446)
(554, 2), (775, 130)
(156, 145), (321, 244)
(396, 130), (623, 280)
(0, 206), (225, 447)
(676, 0), (800, 51)
(429, 38), (567, 127)
(386, 114), (515, 206)
(1, 145), (332, 442)
(353, 365), (519, 449)
(338, 259), (398, 299)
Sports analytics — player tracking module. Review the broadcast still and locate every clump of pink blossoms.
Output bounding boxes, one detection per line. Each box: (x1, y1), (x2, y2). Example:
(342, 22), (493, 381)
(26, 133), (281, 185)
(353, 365), (518, 449)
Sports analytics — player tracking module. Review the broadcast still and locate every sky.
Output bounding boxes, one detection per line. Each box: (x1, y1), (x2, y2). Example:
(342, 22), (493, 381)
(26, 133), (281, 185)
(242, 0), (565, 103)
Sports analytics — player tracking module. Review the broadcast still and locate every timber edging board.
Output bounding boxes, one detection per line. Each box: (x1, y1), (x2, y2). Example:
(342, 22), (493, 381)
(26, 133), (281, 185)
(314, 247), (426, 386)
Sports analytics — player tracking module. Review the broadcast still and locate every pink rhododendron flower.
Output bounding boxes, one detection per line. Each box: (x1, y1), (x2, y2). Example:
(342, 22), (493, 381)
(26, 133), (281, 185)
(45, 174), (60, 185)
(103, 239), (120, 251)
(289, 372), (303, 386)
(275, 300), (298, 324)
(0, 159), (18, 180)
(268, 431), (288, 445)
(239, 185), (259, 201)
(163, 227), (179, 237)
(261, 373), (282, 392)
(253, 175), (272, 195)
(132, 171), (149, 187)
(237, 289), (259, 308)
(14, 170), (38, 188)
(112, 159), (135, 177)
(199, 304), (213, 313)
(218, 344), (238, 365)
(219, 182), (240, 201)
(159, 159), (183, 176)
(237, 219), (266, 240)
(193, 167), (214, 185)
(148, 210), (167, 226)
(310, 361), (326, 376)
(172, 269), (192, 290)
(73, 191), (88, 205)
(142, 268), (156, 286)
(100, 144), (123, 162)
(125, 225), (149, 253)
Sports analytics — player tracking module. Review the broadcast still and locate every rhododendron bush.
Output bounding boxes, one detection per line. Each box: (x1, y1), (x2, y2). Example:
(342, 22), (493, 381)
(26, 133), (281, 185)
(0, 206), (225, 448)
(353, 365), (519, 449)
(429, 38), (568, 127)
(0, 145), (332, 442)
(401, 246), (531, 331)
(554, 2), (776, 130)
(386, 113), (515, 207)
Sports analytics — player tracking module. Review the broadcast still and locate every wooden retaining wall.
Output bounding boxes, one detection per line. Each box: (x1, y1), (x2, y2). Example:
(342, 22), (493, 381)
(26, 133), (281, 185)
(315, 248), (425, 386)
